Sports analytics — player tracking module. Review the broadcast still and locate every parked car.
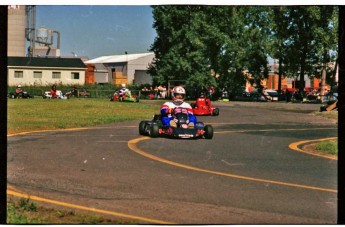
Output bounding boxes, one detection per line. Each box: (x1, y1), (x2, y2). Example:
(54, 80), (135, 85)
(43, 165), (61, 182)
(234, 91), (267, 102)
(263, 89), (279, 101)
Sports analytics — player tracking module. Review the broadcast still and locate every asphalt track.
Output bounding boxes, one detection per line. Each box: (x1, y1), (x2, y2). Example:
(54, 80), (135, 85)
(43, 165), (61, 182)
(7, 101), (338, 224)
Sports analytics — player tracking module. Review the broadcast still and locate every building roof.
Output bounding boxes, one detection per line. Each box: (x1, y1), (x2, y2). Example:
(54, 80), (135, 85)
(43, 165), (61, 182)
(85, 52), (154, 64)
(7, 57), (87, 69)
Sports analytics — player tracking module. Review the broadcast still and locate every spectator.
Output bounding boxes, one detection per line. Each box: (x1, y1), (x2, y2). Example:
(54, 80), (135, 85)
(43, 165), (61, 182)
(161, 85), (167, 99)
(154, 86), (159, 98)
(148, 86), (155, 99)
(209, 85), (215, 101)
(157, 85), (164, 99)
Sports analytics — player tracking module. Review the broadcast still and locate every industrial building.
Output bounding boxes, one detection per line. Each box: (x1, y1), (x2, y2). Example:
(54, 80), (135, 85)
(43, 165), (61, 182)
(8, 6), (61, 58)
(85, 52), (154, 86)
(7, 57), (87, 86)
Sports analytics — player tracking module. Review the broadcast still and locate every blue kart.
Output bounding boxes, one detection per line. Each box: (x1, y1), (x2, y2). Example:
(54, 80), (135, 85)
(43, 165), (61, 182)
(139, 107), (214, 139)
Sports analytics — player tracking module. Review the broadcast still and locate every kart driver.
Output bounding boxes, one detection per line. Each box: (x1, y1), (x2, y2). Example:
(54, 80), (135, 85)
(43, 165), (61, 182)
(160, 86), (196, 128)
(196, 91), (210, 109)
(15, 84), (24, 98)
(119, 83), (131, 97)
(50, 85), (58, 99)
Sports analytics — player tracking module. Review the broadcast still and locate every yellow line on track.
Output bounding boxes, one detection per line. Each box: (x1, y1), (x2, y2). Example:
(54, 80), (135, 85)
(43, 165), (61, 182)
(289, 137), (338, 160)
(128, 137), (337, 193)
(7, 127), (91, 137)
(7, 126), (138, 137)
(7, 189), (174, 224)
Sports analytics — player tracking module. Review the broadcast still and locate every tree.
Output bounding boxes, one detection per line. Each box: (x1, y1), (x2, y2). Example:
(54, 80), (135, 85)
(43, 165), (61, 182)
(148, 6), (215, 90)
(268, 6), (290, 94)
(277, 6), (338, 91)
(148, 6), (338, 98)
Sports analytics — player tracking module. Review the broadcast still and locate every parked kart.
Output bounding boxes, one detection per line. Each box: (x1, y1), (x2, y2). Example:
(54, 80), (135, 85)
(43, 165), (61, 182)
(110, 90), (139, 102)
(65, 87), (91, 98)
(139, 107), (214, 139)
(190, 97), (219, 116)
(8, 91), (34, 99)
(42, 90), (67, 99)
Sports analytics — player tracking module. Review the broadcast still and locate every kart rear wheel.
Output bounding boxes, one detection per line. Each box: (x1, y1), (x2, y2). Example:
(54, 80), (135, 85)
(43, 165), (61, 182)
(149, 124), (160, 138)
(212, 108), (219, 116)
(139, 121), (148, 135)
(204, 125), (214, 139)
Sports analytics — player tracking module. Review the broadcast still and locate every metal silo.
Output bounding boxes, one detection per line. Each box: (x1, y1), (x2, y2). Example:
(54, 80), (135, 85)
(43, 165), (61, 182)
(7, 5), (26, 56)
(36, 27), (49, 46)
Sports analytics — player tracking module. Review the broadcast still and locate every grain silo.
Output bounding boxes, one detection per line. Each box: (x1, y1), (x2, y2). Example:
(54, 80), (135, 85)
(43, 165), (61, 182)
(7, 5), (26, 56)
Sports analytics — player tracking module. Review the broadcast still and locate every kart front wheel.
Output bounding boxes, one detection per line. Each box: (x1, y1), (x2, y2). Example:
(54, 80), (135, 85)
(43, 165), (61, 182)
(204, 125), (214, 139)
(149, 124), (160, 138)
(139, 121), (148, 135)
(212, 108), (219, 116)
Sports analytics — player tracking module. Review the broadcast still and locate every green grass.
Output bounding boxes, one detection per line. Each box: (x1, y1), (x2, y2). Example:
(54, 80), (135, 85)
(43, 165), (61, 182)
(315, 139), (338, 155)
(7, 98), (162, 134)
(7, 198), (133, 224)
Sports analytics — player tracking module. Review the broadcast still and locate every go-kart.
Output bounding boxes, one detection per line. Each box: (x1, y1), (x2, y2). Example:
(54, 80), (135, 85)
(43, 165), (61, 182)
(65, 87), (91, 98)
(42, 90), (67, 99)
(190, 97), (219, 116)
(139, 107), (214, 139)
(8, 91), (34, 99)
(110, 91), (139, 102)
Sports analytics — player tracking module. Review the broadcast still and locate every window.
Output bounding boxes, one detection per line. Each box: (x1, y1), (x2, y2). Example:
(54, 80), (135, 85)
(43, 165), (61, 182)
(71, 72), (80, 80)
(52, 72), (61, 79)
(33, 71), (42, 78)
(14, 71), (23, 78)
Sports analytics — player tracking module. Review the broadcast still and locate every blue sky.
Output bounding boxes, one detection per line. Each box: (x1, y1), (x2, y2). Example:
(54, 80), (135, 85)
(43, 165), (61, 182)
(34, 5), (156, 59)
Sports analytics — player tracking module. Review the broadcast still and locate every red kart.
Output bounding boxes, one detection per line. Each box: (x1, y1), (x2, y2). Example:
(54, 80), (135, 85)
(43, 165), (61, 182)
(191, 97), (219, 116)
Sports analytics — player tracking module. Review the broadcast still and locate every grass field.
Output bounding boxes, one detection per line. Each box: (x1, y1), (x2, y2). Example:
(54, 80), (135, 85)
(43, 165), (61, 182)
(7, 98), (162, 134)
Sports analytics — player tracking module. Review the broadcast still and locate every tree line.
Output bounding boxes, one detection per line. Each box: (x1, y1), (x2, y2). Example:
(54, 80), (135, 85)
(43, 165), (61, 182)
(148, 6), (338, 97)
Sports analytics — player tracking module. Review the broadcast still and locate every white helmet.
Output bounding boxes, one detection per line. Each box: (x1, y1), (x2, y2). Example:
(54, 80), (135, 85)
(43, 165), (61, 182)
(121, 83), (126, 88)
(172, 86), (186, 105)
(17, 84), (22, 88)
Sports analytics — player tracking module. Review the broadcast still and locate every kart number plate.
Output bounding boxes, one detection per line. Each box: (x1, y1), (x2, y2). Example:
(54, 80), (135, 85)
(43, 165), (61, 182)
(179, 134), (193, 138)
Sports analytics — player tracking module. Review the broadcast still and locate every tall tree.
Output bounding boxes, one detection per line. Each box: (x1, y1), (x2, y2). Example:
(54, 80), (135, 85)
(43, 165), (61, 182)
(149, 6), (214, 89)
(269, 6), (290, 94)
(280, 6), (338, 91)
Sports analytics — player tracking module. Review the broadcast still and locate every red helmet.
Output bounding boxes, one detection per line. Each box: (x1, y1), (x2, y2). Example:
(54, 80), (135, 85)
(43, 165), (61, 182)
(172, 86), (186, 105)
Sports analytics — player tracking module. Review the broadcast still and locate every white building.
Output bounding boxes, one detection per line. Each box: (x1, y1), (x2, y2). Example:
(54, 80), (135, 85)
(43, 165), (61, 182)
(8, 57), (87, 86)
(85, 52), (154, 85)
